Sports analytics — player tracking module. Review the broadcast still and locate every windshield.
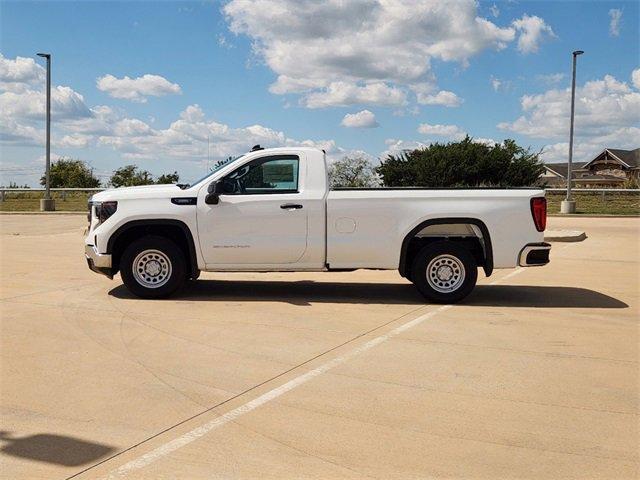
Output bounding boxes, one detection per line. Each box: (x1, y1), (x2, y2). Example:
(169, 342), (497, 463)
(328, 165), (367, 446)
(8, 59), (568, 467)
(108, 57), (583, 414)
(186, 155), (245, 188)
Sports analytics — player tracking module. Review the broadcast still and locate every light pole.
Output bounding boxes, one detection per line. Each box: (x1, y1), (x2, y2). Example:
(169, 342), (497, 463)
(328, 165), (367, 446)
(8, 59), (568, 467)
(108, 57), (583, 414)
(561, 49), (584, 214)
(37, 52), (55, 211)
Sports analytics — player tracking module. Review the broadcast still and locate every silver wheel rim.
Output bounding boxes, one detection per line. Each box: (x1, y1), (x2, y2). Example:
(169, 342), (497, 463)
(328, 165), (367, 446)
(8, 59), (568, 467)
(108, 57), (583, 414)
(426, 254), (465, 293)
(132, 249), (172, 289)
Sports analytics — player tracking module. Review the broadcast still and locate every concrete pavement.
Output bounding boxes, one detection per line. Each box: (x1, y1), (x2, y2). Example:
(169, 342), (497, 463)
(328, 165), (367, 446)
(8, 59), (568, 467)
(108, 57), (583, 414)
(0, 215), (638, 479)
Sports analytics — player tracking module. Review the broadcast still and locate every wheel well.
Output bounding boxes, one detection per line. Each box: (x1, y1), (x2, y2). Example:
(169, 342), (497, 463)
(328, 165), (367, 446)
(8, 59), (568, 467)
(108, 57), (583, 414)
(107, 221), (199, 278)
(399, 219), (493, 278)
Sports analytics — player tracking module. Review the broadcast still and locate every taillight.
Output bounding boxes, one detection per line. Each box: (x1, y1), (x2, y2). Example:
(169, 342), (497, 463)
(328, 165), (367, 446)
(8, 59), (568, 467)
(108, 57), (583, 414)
(530, 197), (546, 232)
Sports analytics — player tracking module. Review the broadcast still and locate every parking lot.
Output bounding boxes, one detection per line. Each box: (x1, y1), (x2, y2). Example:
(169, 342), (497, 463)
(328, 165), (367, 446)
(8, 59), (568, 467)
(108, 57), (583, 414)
(0, 214), (638, 479)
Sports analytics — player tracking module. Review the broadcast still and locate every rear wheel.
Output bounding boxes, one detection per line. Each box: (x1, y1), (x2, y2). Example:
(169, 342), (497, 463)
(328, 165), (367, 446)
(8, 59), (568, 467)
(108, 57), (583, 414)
(120, 235), (186, 298)
(411, 241), (477, 303)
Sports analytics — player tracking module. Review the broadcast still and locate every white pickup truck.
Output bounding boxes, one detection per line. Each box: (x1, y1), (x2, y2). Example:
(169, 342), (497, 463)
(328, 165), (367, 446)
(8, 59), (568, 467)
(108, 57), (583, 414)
(85, 146), (550, 302)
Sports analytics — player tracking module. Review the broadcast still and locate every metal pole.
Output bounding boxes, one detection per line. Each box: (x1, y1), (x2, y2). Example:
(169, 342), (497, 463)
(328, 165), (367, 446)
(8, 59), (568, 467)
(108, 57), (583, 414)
(37, 53), (54, 211)
(45, 55), (51, 200)
(561, 50), (583, 214)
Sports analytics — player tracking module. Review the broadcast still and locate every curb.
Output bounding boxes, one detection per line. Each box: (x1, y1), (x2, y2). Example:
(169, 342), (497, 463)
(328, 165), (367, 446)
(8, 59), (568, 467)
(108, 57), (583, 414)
(0, 211), (85, 215)
(549, 214), (640, 218)
(544, 230), (587, 242)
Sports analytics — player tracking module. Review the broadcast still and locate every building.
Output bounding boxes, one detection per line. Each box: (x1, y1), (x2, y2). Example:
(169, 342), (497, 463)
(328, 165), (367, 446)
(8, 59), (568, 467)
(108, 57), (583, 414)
(542, 148), (640, 187)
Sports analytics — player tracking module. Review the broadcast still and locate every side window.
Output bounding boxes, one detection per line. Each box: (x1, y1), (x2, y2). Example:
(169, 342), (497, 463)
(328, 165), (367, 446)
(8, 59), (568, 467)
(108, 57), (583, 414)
(222, 155), (299, 195)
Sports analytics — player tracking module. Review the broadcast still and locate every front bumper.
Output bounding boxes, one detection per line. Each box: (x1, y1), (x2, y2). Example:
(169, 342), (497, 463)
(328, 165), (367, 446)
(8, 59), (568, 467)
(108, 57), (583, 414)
(518, 242), (551, 267)
(85, 244), (113, 278)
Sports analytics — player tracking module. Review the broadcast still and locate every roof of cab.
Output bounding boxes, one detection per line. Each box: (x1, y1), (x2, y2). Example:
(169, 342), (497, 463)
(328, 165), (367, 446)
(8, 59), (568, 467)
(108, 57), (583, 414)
(247, 146), (325, 155)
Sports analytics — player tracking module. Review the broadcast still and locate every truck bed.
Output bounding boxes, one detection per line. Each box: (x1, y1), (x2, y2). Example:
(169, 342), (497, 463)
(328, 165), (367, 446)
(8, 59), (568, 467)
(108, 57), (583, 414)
(326, 188), (544, 270)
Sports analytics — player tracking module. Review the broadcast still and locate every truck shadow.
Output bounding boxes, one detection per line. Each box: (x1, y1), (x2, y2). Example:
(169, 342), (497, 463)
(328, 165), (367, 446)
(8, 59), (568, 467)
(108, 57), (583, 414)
(467, 285), (628, 308)
(109, 280), (628, 308)
(0, 431), (116, 467)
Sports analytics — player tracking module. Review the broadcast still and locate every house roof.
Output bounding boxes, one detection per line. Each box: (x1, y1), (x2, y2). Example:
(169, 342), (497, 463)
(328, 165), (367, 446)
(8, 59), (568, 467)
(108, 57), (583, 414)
(606, 148), (640, 168)
(543, 163), (588, 179)
(545, 147), (640, 178)
(582, 148), (640, 169)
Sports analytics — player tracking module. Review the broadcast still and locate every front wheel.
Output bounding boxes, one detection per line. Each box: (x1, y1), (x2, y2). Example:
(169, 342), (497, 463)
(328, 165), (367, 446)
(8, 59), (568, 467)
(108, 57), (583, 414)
(120, 235), (186, 299)
(411, 241), (477, 304)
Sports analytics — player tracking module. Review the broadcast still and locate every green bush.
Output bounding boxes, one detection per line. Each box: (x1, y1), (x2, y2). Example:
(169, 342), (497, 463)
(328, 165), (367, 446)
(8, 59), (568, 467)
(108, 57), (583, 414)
(377, 137), (544, 187)
(41, 158), (101, 188)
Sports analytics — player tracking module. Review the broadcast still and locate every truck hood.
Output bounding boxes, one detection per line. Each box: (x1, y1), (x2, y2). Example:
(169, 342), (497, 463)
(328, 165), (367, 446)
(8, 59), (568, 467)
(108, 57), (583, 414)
(90, 184), (186, 202)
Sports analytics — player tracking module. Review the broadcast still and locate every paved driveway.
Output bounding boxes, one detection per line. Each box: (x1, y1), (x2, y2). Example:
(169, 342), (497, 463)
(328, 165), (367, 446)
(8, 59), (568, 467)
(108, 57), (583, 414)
(0, 215), (638, 479)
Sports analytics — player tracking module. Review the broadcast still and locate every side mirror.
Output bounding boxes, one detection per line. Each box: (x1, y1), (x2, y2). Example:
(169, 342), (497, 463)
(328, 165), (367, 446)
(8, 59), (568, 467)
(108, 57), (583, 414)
(205, 181), (224, 205)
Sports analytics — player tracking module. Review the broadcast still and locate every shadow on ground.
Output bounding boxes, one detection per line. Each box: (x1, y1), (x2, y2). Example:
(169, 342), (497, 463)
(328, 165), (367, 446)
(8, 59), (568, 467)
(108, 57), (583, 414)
(467, 285), (628, 308)
(109, 280), (628, 308)
(0, 431), (115, 467)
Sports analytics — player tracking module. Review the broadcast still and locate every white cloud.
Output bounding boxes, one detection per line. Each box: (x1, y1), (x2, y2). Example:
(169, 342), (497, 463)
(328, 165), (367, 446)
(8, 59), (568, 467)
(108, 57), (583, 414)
(609, 9), (622, 37)
(0, 54), (44, 92)
(490, 76), (513, 93)
(0, 55), (93, 147)
(498, 73), (640, 139)
(512, 14), (555, 54)
(223, 0), (521, 108)
(540, 127), (640, 164)
(56, 134), (92, 149)
(96, 74), (182, 102)
(217, 33), (233, 49)
(490, 4), (500, 18)
(536, 73), (565, 85)
(302, 81), (406, 108)
(0, 86), (91, 121)
(472, 137), (498, 146)
(632, 68), (640, 90)
(1, 54), (359, 185)
(498, 72), (640, 163)
(416, 90), (462, 107)
(0, 55), (91, 145)
(418, 123), (465, 139)
(92, 104), (354, 164)
(380, 138), (428, 159)
(0, 53), (351, 169)
(341, 110), (379, 128)
(0, 117), (41, 146)
(392, 106), (420, 117)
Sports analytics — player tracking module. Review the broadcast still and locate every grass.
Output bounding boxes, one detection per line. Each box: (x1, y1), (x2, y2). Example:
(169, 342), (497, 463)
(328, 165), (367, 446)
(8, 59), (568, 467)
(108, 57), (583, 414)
(0, 192), (92, 212)
(546, 191), (640, 215)
(1, 190), (638, 215)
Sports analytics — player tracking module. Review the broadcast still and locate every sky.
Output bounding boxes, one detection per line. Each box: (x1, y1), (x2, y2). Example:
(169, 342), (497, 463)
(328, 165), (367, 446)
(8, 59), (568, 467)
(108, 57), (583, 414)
(1, 0), (639, 186)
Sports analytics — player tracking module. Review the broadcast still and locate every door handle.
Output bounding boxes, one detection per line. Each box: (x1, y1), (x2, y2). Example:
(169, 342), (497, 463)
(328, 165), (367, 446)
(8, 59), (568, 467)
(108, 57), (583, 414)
(280, 203), (303, 210)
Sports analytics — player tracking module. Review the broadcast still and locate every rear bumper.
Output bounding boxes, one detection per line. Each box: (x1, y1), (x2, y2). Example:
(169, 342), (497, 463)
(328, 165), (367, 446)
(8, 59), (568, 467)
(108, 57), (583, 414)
(85, 244), (113, 278)
(518, 242), (551, 267)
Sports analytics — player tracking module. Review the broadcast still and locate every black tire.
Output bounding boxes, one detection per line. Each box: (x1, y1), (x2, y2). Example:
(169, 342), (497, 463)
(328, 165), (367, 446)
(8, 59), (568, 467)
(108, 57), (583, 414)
(120, 235), (186, 299)
(411, 241), (477, 304)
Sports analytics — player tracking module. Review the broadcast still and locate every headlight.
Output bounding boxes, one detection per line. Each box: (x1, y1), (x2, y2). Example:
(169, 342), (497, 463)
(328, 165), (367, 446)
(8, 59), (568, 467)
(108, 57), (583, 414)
(94, 201), (118, 224)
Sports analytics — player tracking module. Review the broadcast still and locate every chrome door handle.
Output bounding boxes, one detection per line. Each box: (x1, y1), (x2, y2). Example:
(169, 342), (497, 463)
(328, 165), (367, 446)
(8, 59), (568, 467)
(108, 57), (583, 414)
(280, 203), (303, 210)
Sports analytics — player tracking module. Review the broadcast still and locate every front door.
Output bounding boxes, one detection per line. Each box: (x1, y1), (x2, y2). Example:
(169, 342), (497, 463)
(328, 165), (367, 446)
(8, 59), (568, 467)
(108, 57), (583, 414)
(197, 154), (308, 266)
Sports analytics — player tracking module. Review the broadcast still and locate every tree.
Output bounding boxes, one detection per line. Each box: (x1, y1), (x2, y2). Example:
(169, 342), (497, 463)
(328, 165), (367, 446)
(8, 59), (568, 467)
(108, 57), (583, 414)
(109, 165), (155, 188)
(376, 137), (544, 188)
(328, 155), (380, 188)
(156, 172), (180, 184)
(1, 182), (29, 188)
(40, 158), (101, 188)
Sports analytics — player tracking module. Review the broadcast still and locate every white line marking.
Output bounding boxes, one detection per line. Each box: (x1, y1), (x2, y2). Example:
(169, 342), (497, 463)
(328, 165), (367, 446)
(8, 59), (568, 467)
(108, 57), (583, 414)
(104, 268), (525, 479)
